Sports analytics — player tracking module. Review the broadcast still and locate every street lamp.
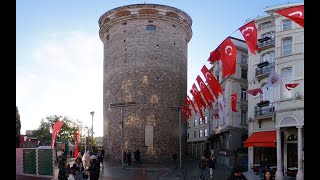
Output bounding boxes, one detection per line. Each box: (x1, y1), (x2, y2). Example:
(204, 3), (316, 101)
(109, 101), (136, 169)
(90, 111), (95, 152)
(169, 106), (182, 169)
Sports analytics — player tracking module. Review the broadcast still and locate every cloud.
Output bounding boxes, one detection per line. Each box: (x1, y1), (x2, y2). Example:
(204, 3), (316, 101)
(31, 31), (103, 73)
(18, 31), (104, 136)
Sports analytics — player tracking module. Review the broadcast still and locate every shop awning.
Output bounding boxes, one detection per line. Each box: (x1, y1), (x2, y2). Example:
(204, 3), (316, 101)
(243, 130), (276, 147)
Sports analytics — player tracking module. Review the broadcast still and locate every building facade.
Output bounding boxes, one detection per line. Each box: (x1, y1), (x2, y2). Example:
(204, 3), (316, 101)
(245, 2), (304, 180)
(187, 108), (210, 160)
(209, 37), (249, 169)
(99, 4), (192, 162)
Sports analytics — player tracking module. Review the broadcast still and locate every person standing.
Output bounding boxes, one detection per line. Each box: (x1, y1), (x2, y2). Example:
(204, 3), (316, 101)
(207, 154), (216, 179)
(259, 157), (271, 178)
(198, 156), (207, 180)
(263, 170), (273, 180)
(127, 151), (132, 166)
(172, 152), (178, 166)
(227, 166), (247, 180)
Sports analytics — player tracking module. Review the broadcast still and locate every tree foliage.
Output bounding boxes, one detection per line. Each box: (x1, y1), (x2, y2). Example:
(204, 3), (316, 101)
(33, 115), (83, 144)
(16, 106), (21, 148)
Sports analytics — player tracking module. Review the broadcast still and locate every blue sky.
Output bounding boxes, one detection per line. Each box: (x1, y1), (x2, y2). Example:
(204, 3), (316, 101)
(16, 0), (303, 137)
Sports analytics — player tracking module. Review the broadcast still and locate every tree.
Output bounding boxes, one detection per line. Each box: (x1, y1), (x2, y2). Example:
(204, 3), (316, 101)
(16, 106), (21, 148)
(33, 115), (83, 144)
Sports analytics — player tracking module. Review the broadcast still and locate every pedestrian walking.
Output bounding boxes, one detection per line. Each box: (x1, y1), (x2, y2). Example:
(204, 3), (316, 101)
(207, 154), (216, 179)
(198, 156), (207, 180)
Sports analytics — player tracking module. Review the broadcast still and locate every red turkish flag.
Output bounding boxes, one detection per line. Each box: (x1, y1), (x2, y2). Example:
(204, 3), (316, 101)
(182, 98), (192, 121)
(187, 95), (198, 113)
(51, 120), (64, 148)
(276, 5), (304, 27)
(208, 49), (221, 63)
(213, 112), (219, 120)
(201, 65), (223, 98)
(231, 93), (238, 112)
(196, 75), (215, 106)
(190, 84), (206, 121)
(285, 83), (299, 91)
(239, 21), (258, 55)
(247, 88), (263, 96)
(190, 84), (206, 108)
(74, 130), (81, 158)
(20, 134), (25, 144)
(219, 37), (237, 78)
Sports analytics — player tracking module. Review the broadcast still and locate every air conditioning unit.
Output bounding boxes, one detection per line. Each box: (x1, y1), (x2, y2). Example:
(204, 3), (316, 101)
(295, 92), (302, 99)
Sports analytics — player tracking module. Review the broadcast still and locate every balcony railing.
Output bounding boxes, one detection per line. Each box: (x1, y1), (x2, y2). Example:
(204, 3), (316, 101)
(254, 104), (275, 117)
(255, 62), (275, 77)
(257, 38), (275, 50)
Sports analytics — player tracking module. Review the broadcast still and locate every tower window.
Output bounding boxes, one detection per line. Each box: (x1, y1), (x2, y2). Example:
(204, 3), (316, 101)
(122, 22), (127, 25)
(146, 25), (156, 31)
(148, 20), (153, 23)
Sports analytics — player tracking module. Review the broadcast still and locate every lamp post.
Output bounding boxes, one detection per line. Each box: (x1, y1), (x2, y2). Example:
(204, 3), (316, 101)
(109, 102), (136, 169)
(169, 106), (182, 169)
(90, 111), (95, 152)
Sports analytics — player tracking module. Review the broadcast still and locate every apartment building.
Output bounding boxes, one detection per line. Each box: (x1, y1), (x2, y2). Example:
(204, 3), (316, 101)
(244, 2), (304, 180)
(187, 108), (211, 160)
(208, 37), (249, 168)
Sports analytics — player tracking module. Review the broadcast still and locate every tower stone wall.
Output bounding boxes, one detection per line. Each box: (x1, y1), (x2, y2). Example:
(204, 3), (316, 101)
(99, 4), (192, 162)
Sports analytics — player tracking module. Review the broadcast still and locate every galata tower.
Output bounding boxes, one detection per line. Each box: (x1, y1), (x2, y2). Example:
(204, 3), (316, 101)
(99, 4), (192, 162)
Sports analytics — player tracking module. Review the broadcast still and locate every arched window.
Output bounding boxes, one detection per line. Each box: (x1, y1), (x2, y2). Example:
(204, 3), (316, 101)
(260, 51), (275, 63)
(281, 67), (293, 99)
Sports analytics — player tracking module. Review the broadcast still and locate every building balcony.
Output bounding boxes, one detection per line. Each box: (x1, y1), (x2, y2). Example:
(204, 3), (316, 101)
(257, 38), (275, 51)
(255, 62), (275, 79)
(254, 103), (275, 118)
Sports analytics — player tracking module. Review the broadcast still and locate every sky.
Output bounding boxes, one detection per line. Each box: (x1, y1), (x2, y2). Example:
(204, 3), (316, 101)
(16, 0), (303, 137)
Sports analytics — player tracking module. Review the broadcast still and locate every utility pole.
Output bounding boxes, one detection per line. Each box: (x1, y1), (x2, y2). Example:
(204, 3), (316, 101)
(109, 102), (136, 168)
(90, 111), (95, 152)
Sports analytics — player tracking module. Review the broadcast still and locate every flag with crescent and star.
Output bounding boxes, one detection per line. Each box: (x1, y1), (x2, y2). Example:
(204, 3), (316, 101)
(231, 93), (238, 112)
(219, 37), (237, 78)
(218, 95), (226, 125)
(190, 84), (206, 121)
(196, 75), (215, 106)
(51, 120), (64, 148)
(239, 21), (258, 55)
(182, 97), (192, 121)
(246, 88), (263, 96)
(208, 49), (221, 63)
(200, 65), (223, 99)
(275, 5), (304, 27)
(265, 69), (282, 88)
(285, 83), (299, 91)
(187, 95), (198, 114)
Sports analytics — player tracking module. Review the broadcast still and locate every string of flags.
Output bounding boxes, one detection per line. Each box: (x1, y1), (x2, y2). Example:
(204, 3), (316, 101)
(181, 4), (303, 122)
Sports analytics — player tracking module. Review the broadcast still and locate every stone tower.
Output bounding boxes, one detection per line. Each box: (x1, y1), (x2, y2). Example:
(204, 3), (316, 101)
(99, 4), (192, 162)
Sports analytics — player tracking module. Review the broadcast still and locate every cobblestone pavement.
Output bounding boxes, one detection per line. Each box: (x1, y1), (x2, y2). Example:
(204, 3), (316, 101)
(16, 158), (297, 180)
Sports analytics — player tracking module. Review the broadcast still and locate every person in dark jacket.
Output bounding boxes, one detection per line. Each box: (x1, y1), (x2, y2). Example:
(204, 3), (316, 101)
(198, 156), (207, 180)
(72, 157), (84, 173)
(87, 155), (100, 180)
(207, 154), (216, 179)
(227, 166), (247, 180)
(58, 158), (69, 180)
(127, 151), (132, 166)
